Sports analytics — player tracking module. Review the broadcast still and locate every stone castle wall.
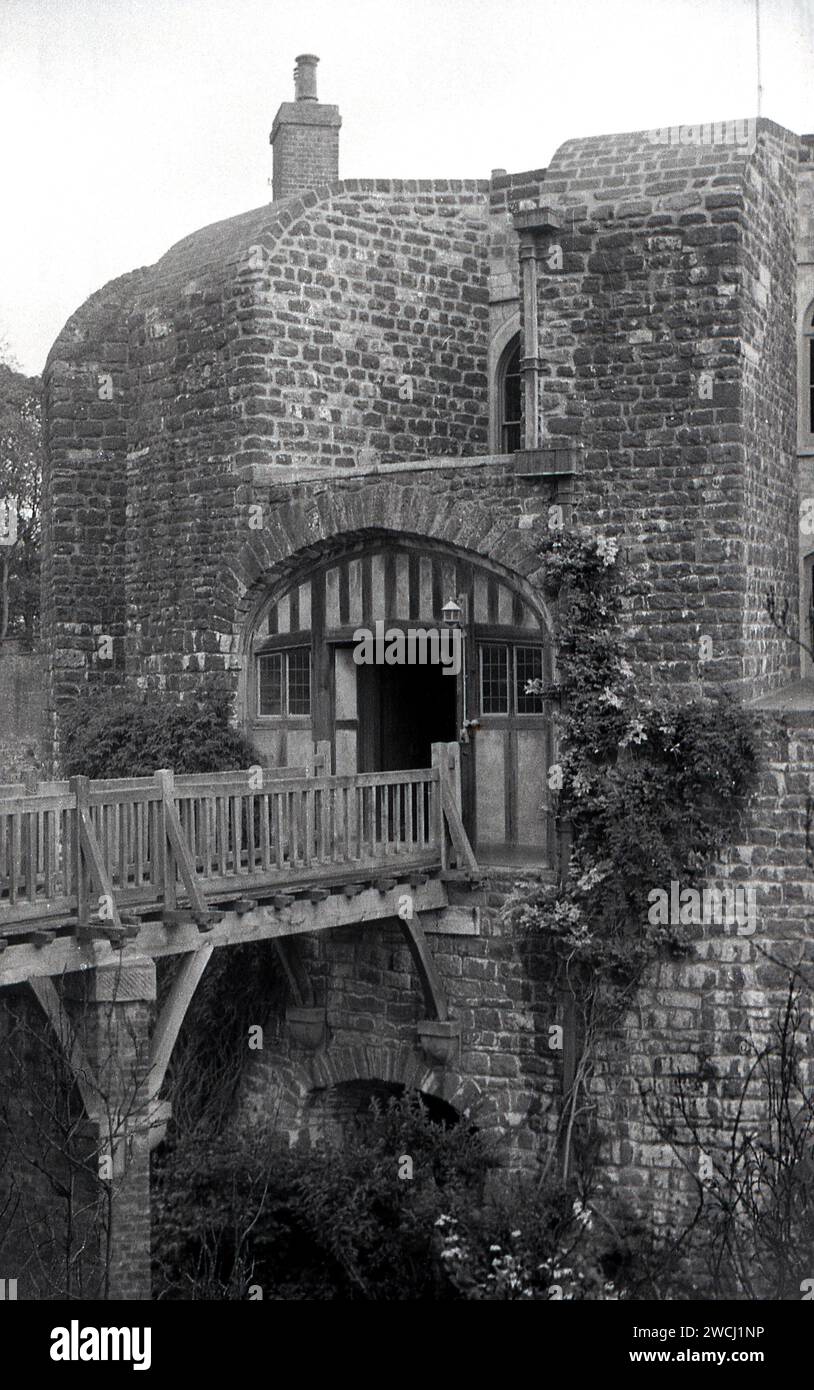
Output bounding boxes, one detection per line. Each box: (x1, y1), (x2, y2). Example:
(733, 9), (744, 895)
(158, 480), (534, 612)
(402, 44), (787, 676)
(42, 127), (805, 731)
(594, 711), (814, 1222)
(42, 181), (495, 722)
(528, 123), (800, 700)
(0, 649), (49, 780)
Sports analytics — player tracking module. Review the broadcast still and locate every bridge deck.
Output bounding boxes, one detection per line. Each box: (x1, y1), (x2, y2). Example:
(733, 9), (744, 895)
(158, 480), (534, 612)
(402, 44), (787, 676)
(0, 744), (479, 978)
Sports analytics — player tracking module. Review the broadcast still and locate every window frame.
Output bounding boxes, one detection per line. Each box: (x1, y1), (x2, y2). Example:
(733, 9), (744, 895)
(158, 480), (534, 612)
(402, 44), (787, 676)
(256, 644), (312, 720)
(513, 644), (545, 715)
(478, 640), (545, 717)
(479, 642), (511, 716)
(498, 333), (523, 454)
(807, 308), (814, 439)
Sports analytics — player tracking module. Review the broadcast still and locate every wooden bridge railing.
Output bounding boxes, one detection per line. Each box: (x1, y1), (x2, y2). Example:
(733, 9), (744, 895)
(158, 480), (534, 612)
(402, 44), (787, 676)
(0, 743), (476, 942)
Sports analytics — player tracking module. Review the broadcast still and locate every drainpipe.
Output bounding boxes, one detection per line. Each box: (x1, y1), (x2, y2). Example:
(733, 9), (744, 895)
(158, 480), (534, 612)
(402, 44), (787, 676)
(512, 206), (563, 450)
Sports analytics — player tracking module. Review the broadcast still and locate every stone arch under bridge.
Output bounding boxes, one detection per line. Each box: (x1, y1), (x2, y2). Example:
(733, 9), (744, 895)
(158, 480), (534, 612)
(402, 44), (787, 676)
(238, 1033), (485, 1150)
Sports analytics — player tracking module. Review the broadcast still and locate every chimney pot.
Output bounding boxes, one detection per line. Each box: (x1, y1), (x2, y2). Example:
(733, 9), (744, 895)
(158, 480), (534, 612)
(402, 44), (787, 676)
(294, 53), (319, 101)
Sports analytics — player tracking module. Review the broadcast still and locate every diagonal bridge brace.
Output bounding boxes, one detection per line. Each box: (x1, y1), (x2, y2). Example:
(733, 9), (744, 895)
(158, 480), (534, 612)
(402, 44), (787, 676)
(71, 776), (138, 944)
(399, 910), (448, 1022)
(155, 768), (219, 927)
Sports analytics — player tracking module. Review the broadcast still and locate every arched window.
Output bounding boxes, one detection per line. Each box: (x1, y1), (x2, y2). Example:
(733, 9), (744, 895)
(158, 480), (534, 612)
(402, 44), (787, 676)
(498, 335), (522, 453)
(800, 309), (805, 439)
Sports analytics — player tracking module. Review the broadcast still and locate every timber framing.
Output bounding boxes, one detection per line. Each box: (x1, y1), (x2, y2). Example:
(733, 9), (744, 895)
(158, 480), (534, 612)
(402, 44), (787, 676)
(0, 879), (481, 988)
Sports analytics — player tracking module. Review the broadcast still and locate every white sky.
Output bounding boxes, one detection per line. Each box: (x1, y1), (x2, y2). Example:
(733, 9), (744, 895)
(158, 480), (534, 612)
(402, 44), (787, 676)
(0, 0), (811, 375)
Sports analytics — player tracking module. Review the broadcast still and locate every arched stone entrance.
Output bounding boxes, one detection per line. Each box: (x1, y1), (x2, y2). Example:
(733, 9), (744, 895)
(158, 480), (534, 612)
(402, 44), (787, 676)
(237, 1027), (492, 1154)
(237, 519), (556, 864)
(303, 1079), (462, 1147)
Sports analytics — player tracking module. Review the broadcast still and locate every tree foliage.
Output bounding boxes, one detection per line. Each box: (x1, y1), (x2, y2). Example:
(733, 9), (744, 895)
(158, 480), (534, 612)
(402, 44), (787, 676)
(0, 362), (42, 640)
(502, 532), (759, 1183)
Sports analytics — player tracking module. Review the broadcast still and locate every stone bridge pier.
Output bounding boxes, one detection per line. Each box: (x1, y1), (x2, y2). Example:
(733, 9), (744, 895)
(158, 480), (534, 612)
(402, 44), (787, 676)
(63, 956), (157, 1301)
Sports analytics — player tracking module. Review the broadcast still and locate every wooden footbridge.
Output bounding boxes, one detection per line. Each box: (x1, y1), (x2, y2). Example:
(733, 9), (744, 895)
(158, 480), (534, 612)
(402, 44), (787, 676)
(0, 740), (483, 1188)
(0, 740), (481, 1012)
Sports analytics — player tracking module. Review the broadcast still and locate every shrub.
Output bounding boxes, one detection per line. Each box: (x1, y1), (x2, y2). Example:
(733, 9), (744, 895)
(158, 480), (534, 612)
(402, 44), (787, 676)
(61, 687), (256, 778)
(153, 1094), (493, 1300)
(504, 531), (758, 999)
(151, 1094), (675, 1300)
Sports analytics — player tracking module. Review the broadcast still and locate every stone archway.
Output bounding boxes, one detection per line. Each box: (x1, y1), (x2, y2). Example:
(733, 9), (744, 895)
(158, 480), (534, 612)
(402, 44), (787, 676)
(234, 476), (554, 643)
(238, 1032), (486, 1152)
(302, 1079), (463, 1148)
(233, 485), (557, 860)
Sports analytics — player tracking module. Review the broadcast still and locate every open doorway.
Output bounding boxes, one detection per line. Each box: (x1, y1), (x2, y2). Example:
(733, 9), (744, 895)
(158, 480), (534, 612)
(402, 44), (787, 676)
(357, 659), (458, 772)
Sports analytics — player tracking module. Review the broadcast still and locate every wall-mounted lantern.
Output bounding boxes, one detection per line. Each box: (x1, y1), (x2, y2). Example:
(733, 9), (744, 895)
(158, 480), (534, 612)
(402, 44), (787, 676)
(440, 596), (473, 742)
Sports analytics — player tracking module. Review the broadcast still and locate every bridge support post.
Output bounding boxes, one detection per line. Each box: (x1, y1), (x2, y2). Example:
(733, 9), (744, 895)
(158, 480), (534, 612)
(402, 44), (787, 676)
(64, 954), (156, 1300)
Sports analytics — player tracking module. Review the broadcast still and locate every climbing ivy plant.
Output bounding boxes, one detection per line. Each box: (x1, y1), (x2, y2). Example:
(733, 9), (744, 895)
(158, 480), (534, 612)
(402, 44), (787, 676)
(501, 532), (758, 1174)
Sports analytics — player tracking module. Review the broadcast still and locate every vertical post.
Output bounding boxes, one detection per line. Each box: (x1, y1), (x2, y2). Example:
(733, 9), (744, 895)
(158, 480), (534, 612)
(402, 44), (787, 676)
(315, 740), (332, 861)
(430, 743), (449, 870)
(23, 769), (39, 904)
(445, 741), (463, 811)
(155, 769), (176, 910)
(519, 235), (540, 449)
(310, 575), (332, 745)
(70, 775), (90, 928)
(312, 739), (332, 775)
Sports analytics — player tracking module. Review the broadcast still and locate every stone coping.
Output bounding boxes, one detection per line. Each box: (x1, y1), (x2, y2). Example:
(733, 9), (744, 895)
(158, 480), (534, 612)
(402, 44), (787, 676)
(243, 448), (580, 487)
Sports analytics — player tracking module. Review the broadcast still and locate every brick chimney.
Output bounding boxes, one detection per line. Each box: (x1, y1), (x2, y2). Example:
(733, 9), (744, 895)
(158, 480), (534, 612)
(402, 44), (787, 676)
(270, 54), (341, 201)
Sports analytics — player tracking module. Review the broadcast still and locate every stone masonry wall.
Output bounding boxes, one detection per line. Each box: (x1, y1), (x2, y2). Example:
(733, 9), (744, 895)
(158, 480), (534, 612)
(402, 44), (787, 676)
(42, 271), (143, 732)
(0, 650), (48, 780)
(593, 712), (814, 1228)
(43, 181), (495, 723)
(237, 883), (560, 1168)
(532, 123), (800, 700)
(797, 137), (814, 676)
(740, 129), (799, 689)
